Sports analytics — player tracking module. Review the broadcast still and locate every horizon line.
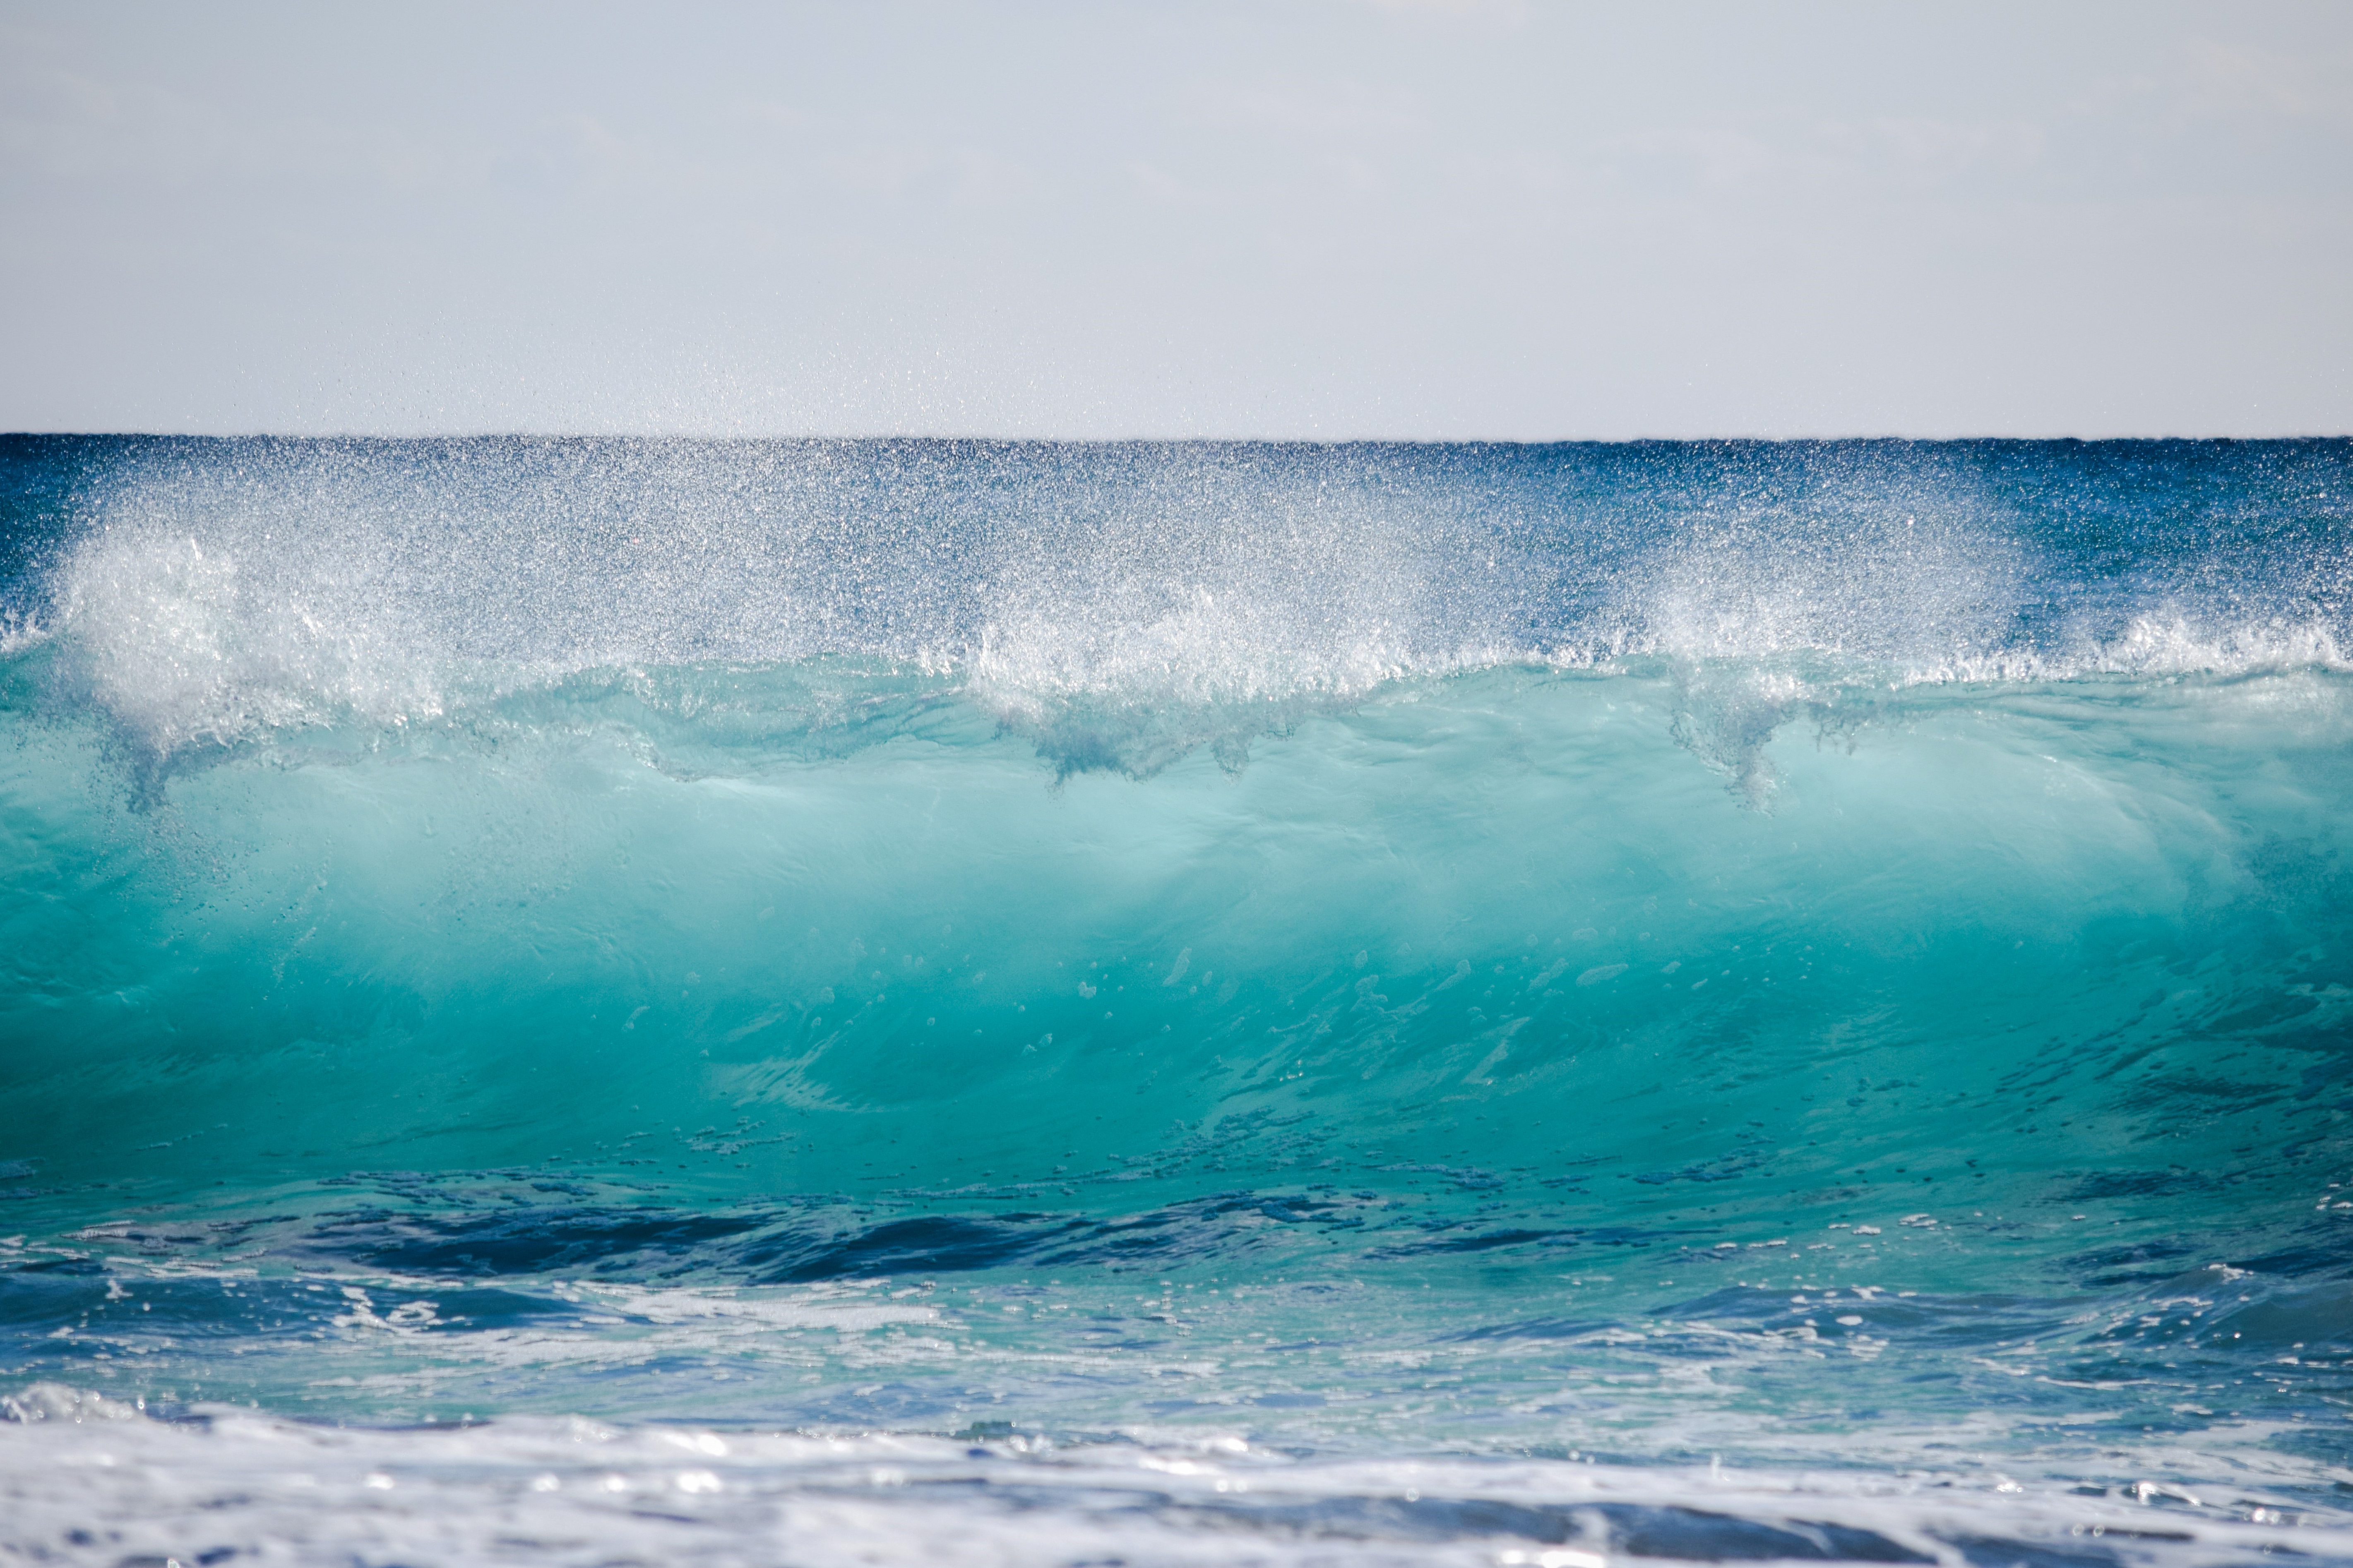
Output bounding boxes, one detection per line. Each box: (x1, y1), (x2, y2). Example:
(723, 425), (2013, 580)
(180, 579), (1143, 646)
(5, 430), (2350, 446)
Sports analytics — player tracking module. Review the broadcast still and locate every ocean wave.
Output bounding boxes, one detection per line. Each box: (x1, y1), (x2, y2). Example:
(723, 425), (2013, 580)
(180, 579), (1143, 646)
(8, 435), (2353, 1561)
(7, 661), (2350, 1230)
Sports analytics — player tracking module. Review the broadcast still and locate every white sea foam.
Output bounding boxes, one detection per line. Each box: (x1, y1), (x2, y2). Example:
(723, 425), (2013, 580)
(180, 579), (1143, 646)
(4, 1389), (2343, 1568)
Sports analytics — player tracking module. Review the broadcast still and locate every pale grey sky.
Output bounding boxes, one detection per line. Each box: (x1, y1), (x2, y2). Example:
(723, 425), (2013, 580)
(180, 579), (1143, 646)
(2, 0), (2348, 438)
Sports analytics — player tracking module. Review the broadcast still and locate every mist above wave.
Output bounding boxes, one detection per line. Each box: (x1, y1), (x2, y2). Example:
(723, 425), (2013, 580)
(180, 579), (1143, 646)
(7, 436), (2347, 766)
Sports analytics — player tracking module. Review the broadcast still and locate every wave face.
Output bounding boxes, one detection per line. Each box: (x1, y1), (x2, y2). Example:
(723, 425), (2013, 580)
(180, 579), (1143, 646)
(5, 435), (2353, 1565)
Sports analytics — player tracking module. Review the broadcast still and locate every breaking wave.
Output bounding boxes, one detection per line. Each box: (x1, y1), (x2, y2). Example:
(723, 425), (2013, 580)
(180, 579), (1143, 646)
(5, 435), (2353, 1565)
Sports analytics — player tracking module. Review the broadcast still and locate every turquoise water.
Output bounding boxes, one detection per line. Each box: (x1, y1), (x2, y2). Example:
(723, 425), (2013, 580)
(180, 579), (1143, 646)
(4, 437), (2352, 1565)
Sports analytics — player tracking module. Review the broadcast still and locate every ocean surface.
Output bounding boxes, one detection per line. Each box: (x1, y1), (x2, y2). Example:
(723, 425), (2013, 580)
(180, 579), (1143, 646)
(3, 435), (2352, 1567)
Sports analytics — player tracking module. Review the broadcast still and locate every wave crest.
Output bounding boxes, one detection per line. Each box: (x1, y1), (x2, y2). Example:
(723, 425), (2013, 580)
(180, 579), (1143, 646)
(7, 437), (2348, 770)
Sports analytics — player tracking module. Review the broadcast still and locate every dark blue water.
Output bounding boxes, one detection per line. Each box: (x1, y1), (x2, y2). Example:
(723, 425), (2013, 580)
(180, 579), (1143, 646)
(4, 436), (2352, 1566)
